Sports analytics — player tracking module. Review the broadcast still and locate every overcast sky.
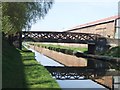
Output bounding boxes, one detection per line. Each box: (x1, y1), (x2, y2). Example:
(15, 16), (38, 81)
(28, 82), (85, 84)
(30, 0), (119, 31)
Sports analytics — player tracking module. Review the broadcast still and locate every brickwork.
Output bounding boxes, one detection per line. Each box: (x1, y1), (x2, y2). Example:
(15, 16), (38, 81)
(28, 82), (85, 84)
(70, 21), (115, 38)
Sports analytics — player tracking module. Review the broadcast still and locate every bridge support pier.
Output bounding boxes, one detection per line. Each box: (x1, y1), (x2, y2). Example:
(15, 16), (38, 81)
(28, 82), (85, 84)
(88, 44), (96, 54)
(88, 43), (110, 55)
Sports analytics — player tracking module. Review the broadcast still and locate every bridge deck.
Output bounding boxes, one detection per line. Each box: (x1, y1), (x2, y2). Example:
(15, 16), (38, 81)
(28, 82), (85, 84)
(22, 31), (101, 44)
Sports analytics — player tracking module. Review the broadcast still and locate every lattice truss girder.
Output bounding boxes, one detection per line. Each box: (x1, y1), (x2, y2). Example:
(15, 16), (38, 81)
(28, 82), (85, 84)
(22, 31), (101, 43)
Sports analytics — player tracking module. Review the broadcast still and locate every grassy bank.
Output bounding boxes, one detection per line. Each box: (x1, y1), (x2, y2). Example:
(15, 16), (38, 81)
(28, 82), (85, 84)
(2, 37), (26, 88)
(28, 43), (87, 55)
(2, 38), (60, 89)
(29, 43), (120, 58)
(21, 48), (60, 88)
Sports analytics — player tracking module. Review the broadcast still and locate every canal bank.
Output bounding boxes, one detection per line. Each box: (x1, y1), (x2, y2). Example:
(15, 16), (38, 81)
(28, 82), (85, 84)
(28, 43), (120, 89)
(28, 44), (87, 67)
(24, 44), (108, 90)
(2, 38), (60, 89)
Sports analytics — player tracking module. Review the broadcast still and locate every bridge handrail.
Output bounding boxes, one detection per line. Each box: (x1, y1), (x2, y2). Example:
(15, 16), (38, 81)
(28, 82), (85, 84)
(22, 31), (102, 44)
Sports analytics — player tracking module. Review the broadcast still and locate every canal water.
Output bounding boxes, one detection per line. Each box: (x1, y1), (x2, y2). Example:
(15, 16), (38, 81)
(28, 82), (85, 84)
(26, 46), (108, 90)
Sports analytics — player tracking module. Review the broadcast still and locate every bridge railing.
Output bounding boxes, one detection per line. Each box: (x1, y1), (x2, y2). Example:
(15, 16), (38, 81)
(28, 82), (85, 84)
(22, 31), (101, 44)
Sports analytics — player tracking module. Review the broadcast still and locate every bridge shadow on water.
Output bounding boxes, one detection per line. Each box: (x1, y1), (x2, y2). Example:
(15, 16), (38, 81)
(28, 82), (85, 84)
(45, 57), (120, 81)
(87, 58), (117, 77)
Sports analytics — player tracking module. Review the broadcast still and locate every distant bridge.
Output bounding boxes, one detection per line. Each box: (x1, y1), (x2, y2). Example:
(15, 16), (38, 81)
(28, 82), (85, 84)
(22, 31), (111, 54)
(22, 31), (101, 44)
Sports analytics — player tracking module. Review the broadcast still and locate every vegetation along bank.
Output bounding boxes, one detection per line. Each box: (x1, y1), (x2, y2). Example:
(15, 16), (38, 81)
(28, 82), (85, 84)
(3, 38), (60, 89)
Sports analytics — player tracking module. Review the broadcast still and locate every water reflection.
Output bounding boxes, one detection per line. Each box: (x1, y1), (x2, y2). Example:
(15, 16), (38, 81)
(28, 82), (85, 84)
(87, 57), (118, 70)
(27, 48), (64, 66)
(87, 58), (110, 69)
(24, 46), (108, 90)
(57, 80), (108, 90)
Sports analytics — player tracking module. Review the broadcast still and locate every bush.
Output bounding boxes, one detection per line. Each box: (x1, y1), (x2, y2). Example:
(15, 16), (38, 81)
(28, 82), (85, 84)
(33, 44), (87, 55)
(104, 46), (120, 57)
(66, 49), (74, 55)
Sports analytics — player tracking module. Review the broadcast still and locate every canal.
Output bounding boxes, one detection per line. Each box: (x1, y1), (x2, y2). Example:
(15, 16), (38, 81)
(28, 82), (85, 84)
(25, 46), (108, 90)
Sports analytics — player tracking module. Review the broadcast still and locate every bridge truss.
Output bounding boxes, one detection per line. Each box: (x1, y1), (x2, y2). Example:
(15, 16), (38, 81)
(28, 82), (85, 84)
(22, 31), (101, 44)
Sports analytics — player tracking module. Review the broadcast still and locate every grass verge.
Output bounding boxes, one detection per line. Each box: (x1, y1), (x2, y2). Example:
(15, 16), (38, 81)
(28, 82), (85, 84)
(2, 38), (26, 88)
(28, 43), (87, 54)
(28, 42), (120, 58)
(2, 38), (60, 89)
(21, 48), (60, 88)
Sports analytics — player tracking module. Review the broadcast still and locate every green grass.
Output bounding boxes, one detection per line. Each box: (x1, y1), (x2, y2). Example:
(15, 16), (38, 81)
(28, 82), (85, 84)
(2, 37), (26, 88)
(21, 48), (60, 88)
(103, 46), (120, 58)
(41, 44), (87, 52)
(29, 42), (120, 58)
(29, 43), (87, 54)
(2, 38), (60, 89)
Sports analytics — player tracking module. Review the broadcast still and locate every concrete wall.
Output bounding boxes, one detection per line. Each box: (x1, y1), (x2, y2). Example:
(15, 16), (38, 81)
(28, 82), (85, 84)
(115, 18), (120, 39)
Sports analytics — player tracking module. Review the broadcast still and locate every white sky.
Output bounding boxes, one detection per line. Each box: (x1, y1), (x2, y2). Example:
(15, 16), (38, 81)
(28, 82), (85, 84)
(30, 0), (120, 31)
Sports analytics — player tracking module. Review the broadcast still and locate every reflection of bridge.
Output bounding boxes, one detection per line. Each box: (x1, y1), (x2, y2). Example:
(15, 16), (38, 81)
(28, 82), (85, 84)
(45, 66), (120, 80)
